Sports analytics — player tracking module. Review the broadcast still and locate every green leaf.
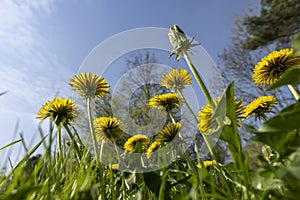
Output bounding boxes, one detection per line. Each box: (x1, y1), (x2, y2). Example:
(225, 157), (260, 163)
(0, 139), (23, 150)
(210, 82), (250, 186)
(276, 166), (300, 196)
(244, 124), (300, 158)
(143, 171), (161, 196)
(143, 170), (171, 199)
(259, 100), (300, 132)
(267, 67), (300, 91)
(211, 82), (241, 154)
(13, 135), (47, 169)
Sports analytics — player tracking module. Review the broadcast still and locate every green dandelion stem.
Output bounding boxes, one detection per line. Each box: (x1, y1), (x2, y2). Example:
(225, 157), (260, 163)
(178, 90), (198, 123)
(183, 53), (218, 161)
(201, 132), (217, 161)
(57, 125), (63, 156)
(87, 97), (105, 199)
(100, 141), (105, 162)
(183, 53), (215, 109)
(63, 124), (82, 161)
(113, 140), (120, 163)
(72, 126), (84, 147)
(158, 168), (168, 200)
(168, 111), (176, 124)
(87, 97), (99, 160)
(288, 84), (300, 100)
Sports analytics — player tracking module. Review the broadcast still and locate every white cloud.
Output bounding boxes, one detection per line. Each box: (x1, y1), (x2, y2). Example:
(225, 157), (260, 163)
(0, 0), (74, 163)
(0, 0), (73, 115)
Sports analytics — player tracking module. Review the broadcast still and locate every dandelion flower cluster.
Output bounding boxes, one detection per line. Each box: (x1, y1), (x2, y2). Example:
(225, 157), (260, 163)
(94, 117), (123, 142)
(252, 49), (300, 86)
(37, 98), (76, 125)
(124, 134), (150, 152)
(69, 72), (110, 99)
(148, 93), (180, 112)
(243, 96), (277, 120)
(156, 123), (181, 143)
(198, 98), (244, 133)
(161, 69), (192, 92)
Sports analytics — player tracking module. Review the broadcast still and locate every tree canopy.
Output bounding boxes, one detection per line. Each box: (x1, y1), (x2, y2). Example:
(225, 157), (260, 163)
(243, 0), (300, 50)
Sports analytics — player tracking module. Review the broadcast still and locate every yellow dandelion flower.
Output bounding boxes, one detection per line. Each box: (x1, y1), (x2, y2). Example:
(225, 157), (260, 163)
(156, 123), (181, 143)
(148, 93), (180, 112)
(37, 98), (76, 125)
(94, 117), (123, 142)
(161, 69), (192, 91)
(69, 72), (110, 99)
(196, 160), (213, 169)
(198, 98), (245, 133)
(124, 134), (150, 152)
(146, 141), (161, 158)
(107, 164), (119, 170)
(253, 49), (300, 86)
(243, 96), (277, 120)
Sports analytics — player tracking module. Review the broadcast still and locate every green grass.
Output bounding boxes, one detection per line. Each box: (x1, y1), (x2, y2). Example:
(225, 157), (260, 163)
(1, 82), (300, 200)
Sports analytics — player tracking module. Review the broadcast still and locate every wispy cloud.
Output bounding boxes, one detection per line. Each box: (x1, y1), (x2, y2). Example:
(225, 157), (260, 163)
(0, 0), (77, 162)
(0, 0), (73, 115)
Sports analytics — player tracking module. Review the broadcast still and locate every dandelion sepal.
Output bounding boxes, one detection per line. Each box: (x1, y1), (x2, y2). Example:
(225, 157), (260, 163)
(168, 24), (199, 60)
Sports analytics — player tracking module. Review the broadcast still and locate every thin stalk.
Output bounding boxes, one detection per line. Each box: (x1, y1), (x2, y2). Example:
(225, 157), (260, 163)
(113, 140), (120, 164)
(158, 145), (168, 200)
(158, 168), (167, 200)
(183, 53), (218, 161)
(288, 84), (300, 100)
(178, 90), (198, 123)
(71, 126), (84, 146)
(168, 110), (176, 124)
(183, 149), (200, 199)
(57, 125), (63, 156)
(183, 53), (214, 109)
(86, 97), (99, 160)
(64, 124), (82, 162)
(87, 98), (105, 199)
(100, 141), (105, 162)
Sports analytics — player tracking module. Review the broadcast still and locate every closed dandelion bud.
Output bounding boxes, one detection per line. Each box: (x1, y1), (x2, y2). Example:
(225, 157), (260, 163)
(168, 24), (199, 60)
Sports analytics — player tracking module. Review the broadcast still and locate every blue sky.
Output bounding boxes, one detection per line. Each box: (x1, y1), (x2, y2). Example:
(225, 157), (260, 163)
(0, 0), (253, 167)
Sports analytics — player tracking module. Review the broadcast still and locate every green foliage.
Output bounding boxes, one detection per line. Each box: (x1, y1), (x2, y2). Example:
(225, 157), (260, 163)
(243, 0), (300, 50)
(259, 100), (300, 132)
